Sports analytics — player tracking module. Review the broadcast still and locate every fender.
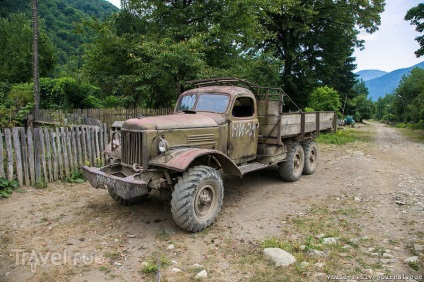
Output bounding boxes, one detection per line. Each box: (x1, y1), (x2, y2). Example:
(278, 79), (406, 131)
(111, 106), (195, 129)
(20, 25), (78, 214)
(149, 148), (241, 176)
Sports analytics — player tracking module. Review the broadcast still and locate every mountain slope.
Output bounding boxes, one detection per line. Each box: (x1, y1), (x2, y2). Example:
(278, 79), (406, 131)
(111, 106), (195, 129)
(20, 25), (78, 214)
(363, 61), (424, 101)
(356, 69), (387, 81)
(0, 0), (119, 67)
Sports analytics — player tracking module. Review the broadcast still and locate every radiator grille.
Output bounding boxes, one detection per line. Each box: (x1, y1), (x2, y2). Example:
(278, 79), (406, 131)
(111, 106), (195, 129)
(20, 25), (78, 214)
(121, 131), (143, 166)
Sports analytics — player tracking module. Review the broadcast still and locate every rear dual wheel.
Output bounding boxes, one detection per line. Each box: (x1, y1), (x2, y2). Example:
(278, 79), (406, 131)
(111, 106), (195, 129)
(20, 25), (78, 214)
(278, 140), (318, 182)
(302, 140), (318, 175)
(279, 142), (305, 182)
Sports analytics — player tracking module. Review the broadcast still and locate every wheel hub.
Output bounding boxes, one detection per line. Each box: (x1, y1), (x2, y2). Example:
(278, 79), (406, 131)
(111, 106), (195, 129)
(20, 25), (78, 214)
(310, 150), (316, 163)
(294, 154), (301, 169)
(200, 194), (212, 205)
(195, 184), (216, 218)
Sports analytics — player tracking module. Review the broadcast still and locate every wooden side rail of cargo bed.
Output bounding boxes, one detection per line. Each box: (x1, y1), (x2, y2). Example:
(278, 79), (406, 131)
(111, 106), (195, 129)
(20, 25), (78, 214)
(258, 111), (337, 144)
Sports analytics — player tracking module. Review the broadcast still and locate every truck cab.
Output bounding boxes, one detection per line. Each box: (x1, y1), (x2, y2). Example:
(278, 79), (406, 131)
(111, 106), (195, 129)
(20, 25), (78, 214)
(173, 85), (259, 164)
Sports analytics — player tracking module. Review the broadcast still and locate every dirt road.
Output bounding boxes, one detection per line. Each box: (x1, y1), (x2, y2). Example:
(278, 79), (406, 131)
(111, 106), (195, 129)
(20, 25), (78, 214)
(1, 122), (423, 281)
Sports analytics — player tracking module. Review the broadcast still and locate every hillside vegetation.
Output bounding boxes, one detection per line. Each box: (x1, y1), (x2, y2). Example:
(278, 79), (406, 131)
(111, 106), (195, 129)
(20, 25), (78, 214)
(0, 0), (118, 71)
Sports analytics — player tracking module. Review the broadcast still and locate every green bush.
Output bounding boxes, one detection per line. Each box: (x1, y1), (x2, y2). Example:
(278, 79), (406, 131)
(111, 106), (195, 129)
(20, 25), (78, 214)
(40, 77), (101, 109)
(0, 178), (19, 198)
(0, 102), (33, 128)
(9, 83), (33, 105)
(103, 95), (123, 108)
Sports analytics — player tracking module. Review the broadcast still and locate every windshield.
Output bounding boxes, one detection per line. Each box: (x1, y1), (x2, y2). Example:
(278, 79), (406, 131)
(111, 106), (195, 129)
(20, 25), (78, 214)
(176, 93), (229, 113)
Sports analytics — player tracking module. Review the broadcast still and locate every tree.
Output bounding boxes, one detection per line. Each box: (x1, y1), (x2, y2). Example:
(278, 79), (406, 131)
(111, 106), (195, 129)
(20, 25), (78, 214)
(260, 0), (385, 107)
(33, 0), (40, 120)
(343, 79), (368, 116)
(405, 3), (424, 57)
(307, 86), (341, 112)
(0, 14), (57, 84)
(84, 1), (270, 108)
(350, 95), (374, 122)
(84, 0), (384, 109)
(394, 68), (424, 123)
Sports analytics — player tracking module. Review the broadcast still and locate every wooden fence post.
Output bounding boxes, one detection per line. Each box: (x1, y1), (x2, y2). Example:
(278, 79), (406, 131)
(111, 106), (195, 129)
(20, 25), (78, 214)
(19, 128), (30, 186)
(55, 128), (63, 179)
(44, 128), (53, 182)
(0, 129), (5, 178)
(61, 127), (70, 179)
(12, 128), (23, 186)
(39, 129), (48, 182)
(71, 127), (78, 169)
(27, 128), (36, 185)
(50, 129), (59, 181)
(34, 128), (42, 183)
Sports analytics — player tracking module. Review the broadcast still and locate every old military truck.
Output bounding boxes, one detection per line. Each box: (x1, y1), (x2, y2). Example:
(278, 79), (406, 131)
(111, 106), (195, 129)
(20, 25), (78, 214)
(82, 78), (336, 232)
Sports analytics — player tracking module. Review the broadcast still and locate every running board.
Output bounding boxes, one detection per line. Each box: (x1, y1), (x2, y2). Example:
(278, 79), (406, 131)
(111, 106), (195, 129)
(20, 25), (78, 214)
(238, 162), (269, 175)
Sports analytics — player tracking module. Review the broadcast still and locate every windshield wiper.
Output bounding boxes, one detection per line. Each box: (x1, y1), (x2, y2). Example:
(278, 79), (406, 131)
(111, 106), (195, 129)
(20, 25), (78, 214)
(182, 110), (197, 114)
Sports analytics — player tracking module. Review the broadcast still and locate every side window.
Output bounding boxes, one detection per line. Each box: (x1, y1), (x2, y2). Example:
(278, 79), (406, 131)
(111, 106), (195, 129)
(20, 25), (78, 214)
(232, 97), (254, 118)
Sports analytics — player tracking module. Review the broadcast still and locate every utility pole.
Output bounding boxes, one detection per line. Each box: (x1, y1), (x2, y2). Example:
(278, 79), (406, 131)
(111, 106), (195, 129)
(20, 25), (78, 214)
(32, 0), (40, 124)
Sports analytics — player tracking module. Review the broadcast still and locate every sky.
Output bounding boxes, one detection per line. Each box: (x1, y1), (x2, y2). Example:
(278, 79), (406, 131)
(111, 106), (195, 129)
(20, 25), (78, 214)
(106, 0), (121, 9)
(105, 0), (423, 73)
(354, 0), (423, 72)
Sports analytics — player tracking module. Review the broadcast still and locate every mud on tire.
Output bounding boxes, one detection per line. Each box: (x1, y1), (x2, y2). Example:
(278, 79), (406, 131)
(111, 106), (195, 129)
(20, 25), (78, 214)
(278, 142), (305, 182)
(302, 140), (318, 175)
(107, 186), (148, 206)
(171, 166), (224, 232)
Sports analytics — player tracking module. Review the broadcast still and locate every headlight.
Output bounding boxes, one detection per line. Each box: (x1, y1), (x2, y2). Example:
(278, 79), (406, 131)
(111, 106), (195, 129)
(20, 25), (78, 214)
(158, 138), (168, 153)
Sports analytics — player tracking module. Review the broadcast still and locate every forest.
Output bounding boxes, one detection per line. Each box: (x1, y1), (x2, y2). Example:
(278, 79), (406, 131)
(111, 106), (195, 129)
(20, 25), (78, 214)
(0, 0), (423, 129)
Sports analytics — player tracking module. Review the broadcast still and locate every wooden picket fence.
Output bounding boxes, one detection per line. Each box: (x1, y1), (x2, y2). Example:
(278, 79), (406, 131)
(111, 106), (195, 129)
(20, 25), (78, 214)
(0, 125), (109, 187)
(72, 108), (173, 125)
(37, 107), (174, 126)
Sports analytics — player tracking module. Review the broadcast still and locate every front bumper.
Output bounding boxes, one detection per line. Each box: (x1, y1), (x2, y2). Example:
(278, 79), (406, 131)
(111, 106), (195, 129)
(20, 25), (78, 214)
(82, 166), (149, 200)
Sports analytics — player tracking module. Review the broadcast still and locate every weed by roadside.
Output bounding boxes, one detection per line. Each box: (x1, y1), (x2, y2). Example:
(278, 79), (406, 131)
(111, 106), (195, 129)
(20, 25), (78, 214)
(317, 126), (373, 145)
(396, 128), (424, 143)
(0, 177), (19, 198)
(64, 169), (85, 183)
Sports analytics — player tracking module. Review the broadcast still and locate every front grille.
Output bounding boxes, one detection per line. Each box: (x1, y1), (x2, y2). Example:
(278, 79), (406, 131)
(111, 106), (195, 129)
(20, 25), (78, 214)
(121, 131), (143, 166)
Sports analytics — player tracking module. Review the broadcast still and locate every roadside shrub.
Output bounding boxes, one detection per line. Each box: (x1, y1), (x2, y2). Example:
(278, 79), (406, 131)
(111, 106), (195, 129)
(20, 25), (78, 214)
(0, 178), (19, 198)
(40, 77), (101, 109)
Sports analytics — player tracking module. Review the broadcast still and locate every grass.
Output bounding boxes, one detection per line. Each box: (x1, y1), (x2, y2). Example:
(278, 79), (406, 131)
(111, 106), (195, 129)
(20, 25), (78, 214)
(396, 127), (424, 143)
(316, 129), (357, 145)
(140, 255), (171, 276)
(316, 125), (374, 145)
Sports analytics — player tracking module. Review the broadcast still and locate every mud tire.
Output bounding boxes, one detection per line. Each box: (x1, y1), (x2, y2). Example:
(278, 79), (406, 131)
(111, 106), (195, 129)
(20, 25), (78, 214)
(279, 142), (305, 182)
(302, 140), (318, 175)
(107, 186), (148, 206)
(171, 166), (224, 232)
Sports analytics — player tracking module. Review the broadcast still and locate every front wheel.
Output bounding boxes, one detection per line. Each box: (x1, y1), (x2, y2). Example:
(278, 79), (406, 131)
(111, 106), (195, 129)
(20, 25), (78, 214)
(302, 140), (318, 175)
(171, 166), (224, 232)
(278, 142), (304, 182)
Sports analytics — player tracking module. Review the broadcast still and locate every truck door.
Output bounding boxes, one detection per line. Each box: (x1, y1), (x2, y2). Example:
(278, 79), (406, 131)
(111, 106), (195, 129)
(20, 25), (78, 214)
(228, 96), (259, 163)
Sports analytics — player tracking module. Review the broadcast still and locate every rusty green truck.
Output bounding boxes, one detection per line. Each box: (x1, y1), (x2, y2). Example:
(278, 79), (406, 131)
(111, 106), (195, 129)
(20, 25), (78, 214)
(82, 78), (336, 232)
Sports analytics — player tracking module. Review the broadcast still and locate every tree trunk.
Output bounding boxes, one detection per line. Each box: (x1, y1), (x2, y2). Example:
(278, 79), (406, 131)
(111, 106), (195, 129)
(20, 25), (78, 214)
(32, 0), (40, 123)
